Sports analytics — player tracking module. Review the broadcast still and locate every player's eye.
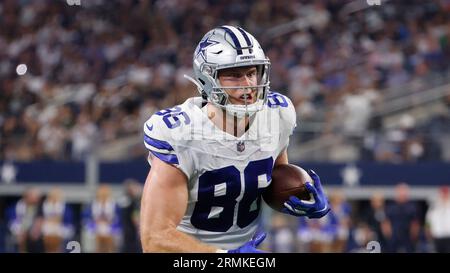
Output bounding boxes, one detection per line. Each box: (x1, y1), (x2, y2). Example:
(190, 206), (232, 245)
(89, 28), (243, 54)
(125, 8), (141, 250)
(223, 74), (244, 81)
(247, 70), (257, 78)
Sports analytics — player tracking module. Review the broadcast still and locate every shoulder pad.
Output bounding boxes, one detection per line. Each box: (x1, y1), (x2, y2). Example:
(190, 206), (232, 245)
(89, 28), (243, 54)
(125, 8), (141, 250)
(267, 91), (296, 129)
(143, 105), (192, 165)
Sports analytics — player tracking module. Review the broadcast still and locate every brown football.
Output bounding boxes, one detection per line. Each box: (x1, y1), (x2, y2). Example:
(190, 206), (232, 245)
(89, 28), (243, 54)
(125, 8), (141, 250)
(262, 164), (314, 212)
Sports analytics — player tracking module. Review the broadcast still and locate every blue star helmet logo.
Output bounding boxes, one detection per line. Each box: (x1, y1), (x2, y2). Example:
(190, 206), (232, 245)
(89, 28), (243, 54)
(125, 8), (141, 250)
(195, 35), (219, 61)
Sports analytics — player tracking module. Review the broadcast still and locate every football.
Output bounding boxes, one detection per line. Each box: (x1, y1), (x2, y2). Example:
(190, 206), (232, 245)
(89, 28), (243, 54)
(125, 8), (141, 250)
(262, 164), (314, 212)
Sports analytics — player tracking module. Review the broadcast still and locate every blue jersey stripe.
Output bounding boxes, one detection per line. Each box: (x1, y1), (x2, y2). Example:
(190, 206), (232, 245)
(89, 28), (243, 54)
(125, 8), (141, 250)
(220, 26), (243, 55)
(150, 150), (179, 165)
(144, 134), (174, 151)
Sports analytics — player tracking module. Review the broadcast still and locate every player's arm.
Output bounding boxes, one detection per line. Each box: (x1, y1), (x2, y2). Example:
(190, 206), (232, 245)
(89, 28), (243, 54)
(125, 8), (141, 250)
(274, 148), (288, 166)
(140, 156), (218, 253)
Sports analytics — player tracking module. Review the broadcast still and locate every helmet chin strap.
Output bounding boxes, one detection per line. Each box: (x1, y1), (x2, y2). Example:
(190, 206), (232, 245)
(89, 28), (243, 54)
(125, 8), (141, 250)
(226, 108), (247, 119)
(225, 104), (258, 118)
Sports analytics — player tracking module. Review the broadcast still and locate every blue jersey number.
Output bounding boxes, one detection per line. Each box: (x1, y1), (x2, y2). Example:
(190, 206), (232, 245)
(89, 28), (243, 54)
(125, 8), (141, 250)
(191, 157), (273, 232)
(155, 106), (191, 129)
(267, 92), (288, 108)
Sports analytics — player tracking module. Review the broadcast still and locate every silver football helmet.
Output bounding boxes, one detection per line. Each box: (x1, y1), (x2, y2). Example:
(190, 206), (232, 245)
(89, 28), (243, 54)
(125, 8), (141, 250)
(185, 25), (271, 118)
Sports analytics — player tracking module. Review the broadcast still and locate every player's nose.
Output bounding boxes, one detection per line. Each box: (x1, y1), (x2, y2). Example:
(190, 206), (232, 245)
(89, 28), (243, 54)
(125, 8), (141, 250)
(243, 75), (253, 86)
(235, 73), (251, 86)
(237, 76), (253, 92)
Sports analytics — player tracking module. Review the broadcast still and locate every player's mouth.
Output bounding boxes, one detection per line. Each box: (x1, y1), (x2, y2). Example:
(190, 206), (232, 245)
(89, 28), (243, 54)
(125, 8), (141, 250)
(238, 93), (254, 104)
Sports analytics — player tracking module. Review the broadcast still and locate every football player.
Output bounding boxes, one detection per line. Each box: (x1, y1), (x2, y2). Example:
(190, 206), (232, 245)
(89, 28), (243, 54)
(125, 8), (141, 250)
(140, 26), (330, 253)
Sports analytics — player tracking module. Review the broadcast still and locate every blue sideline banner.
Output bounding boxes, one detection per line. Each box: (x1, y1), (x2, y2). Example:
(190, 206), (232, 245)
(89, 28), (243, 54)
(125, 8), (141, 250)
(1, 160), (449, 186)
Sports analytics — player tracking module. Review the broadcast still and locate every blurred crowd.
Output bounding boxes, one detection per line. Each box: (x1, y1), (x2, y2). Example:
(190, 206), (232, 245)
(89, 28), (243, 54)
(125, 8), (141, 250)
(1, 182), (449, 253)
(0, 0), (449, 162)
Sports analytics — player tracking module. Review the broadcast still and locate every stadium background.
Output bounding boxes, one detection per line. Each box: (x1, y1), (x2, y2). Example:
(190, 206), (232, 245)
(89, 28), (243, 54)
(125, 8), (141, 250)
(0, 0), (449, 253)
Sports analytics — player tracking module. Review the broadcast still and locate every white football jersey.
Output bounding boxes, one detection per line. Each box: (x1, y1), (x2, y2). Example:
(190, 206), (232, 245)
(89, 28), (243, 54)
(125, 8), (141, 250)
(143, 92), (296, 249)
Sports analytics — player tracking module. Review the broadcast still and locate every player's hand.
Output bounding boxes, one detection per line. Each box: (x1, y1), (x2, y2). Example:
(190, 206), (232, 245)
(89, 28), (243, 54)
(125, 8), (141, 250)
(281, 169), (330, 219)
(227, 231), (268, 253)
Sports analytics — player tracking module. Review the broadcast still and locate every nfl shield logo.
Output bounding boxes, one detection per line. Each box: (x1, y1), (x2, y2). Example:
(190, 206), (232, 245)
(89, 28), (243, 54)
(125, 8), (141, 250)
(237, 141), (245, 152)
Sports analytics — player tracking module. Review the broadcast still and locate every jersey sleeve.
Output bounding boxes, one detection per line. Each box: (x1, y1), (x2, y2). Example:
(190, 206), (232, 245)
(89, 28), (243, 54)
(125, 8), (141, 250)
(280, 96), (297, 151)
(143, 112), (194, 179)
(268, 92), (297, 152)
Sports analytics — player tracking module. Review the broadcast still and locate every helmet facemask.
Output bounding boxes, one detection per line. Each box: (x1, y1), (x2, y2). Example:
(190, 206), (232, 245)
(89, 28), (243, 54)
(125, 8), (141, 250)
(209, 63), (271, 118)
